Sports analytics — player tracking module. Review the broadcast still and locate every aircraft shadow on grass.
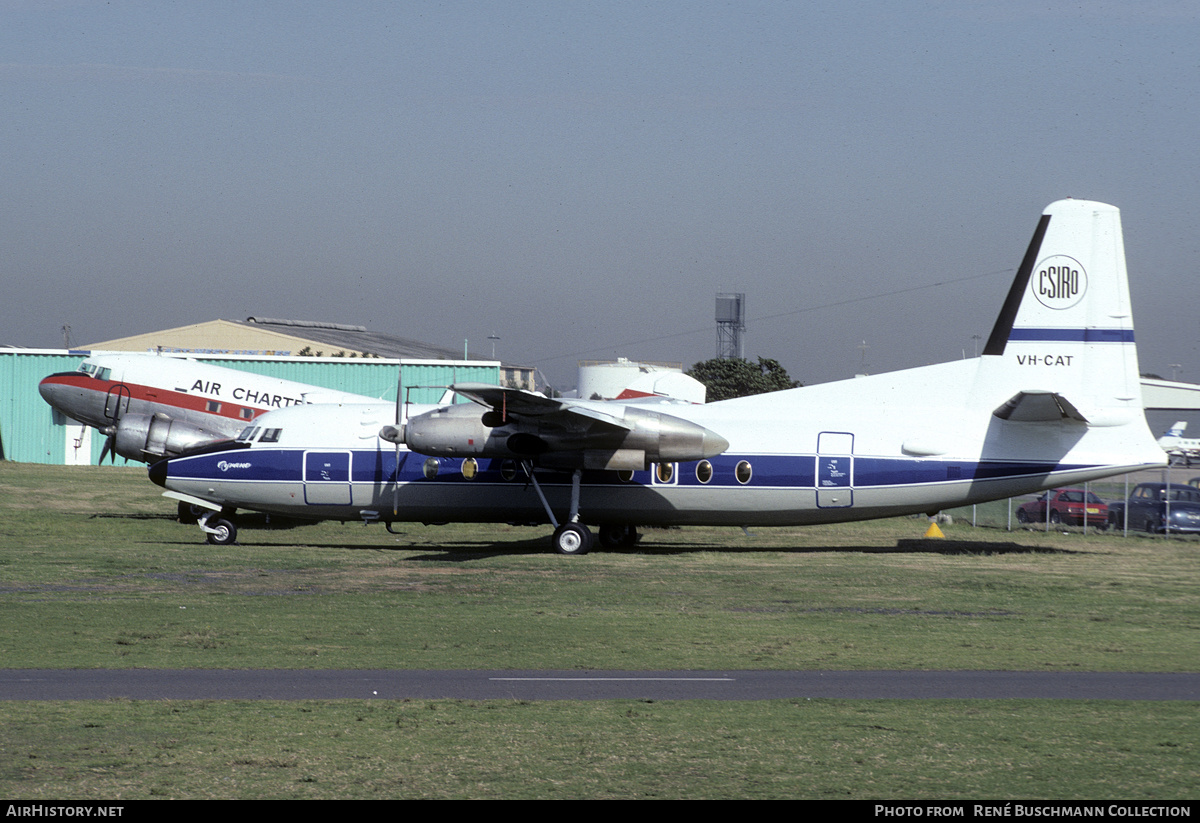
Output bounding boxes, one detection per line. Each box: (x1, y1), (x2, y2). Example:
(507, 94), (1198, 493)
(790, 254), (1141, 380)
(147, 533), (1081, 559)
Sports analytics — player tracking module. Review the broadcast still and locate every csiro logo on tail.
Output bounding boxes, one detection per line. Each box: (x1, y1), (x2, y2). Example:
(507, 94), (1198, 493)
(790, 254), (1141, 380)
(1032, 255), (1087, 310)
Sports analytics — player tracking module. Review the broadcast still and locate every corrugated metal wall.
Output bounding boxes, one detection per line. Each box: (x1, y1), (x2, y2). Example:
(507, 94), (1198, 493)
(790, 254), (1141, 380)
(0, 351), (83, 463)
(0, 349), (499, 465)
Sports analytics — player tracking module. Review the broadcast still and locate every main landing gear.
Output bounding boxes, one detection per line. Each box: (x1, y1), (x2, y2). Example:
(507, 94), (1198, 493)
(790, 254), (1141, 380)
(552, 522), (592, 555)
(598, 523), (640, 549)
(522, 462), (639, 555)
(523, 463), (592, 555)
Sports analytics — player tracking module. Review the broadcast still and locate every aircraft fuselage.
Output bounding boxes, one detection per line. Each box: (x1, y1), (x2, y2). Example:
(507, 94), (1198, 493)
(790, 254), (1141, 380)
(148, 365), (1160, 531)
(39, 353), (371, 462)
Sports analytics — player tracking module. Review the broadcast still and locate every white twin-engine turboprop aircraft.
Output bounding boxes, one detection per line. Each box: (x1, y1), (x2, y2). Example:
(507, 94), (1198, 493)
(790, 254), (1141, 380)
(150, 200), (1167, 554)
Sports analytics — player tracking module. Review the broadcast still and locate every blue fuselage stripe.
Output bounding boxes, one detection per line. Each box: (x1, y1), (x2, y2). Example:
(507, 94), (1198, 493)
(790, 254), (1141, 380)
(165, 448), (1090, 491)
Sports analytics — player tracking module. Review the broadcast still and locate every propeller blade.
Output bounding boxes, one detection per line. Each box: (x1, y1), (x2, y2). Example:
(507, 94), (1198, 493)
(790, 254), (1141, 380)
(393, 443), (400, 517)
(394, 364), (402, 517)
(99, 433), (115, 464)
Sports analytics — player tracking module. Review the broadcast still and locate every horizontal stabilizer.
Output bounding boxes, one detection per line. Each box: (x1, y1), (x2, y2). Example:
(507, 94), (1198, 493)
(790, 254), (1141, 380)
(992, 391), (1088, 423)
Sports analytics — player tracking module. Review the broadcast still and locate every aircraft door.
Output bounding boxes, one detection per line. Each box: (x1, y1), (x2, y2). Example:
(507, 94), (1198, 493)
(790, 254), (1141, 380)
(303, 450), (353, 506)
(816, 431), (853, 508)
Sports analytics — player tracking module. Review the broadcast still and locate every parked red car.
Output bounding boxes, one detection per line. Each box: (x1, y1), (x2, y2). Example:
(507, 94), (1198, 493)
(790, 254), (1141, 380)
(1016, 489), (1108, 527)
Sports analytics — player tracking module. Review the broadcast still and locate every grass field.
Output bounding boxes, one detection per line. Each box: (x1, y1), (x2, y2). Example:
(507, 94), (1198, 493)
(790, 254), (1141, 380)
(0, 462), (1196, 799)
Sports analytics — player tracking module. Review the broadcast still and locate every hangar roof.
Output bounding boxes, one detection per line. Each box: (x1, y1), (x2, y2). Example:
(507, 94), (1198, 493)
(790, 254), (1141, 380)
(234, 317), (463, 360)
(86, 317), (466, 361)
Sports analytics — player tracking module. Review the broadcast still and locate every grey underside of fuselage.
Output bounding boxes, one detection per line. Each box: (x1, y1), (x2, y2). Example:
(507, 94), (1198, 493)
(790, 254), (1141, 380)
(167, 463), (1147, 527)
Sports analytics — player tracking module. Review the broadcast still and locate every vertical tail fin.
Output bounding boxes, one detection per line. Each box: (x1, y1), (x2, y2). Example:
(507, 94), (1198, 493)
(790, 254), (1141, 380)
(982, 200), (1141, 427)
(1158, 422), (1187, 447)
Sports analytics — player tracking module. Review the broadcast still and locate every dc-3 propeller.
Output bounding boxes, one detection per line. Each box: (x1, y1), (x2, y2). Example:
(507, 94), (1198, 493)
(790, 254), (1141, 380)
(98, 426), (118, 464)
(379, 383), (729, 555)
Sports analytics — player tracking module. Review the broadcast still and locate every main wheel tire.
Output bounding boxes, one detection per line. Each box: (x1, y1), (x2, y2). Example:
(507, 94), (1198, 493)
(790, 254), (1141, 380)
(206, 517), (238, 546)
(598, 524), (639, 549)
(552, 523), (592, 555)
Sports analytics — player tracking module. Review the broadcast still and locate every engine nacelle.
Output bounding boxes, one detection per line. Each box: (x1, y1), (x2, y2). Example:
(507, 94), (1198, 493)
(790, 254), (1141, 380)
(113, 413), (225, 462)
(398, 403), (728, 469)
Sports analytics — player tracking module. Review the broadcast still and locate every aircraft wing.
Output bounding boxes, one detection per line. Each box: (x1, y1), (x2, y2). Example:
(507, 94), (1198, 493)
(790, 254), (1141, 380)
(449, 383), (631, 430)
(451, 383), (563, 415)
(399, 383), (728, 470)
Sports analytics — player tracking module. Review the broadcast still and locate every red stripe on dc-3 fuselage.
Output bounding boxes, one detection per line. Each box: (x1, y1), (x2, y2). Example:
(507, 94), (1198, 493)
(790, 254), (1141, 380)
(42, 373), (268, 422)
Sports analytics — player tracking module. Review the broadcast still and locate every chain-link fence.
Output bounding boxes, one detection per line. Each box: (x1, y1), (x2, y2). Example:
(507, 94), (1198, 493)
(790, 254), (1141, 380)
(943, 465), (1200, 537)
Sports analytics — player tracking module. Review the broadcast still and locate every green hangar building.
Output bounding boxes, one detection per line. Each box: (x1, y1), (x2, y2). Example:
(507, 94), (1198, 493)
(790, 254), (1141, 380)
(2, 317), (529, 466)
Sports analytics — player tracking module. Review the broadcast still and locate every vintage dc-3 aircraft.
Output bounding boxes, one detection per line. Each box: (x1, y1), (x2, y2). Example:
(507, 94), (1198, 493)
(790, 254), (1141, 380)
(1156, 421), (1200, 465)
(149, 200), (1167, 554)
(39, 353), (373, 464)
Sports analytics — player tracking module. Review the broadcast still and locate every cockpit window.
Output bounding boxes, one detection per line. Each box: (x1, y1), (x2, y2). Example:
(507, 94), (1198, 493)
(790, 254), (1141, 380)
(236, 426), (259, 443)
(259, 428), (282, 443)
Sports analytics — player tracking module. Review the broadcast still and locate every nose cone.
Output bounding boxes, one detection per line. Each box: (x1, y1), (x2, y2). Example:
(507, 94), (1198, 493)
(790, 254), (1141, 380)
(38, 374), (63, 406)
(38, 372), (104, 427)
(38, 373), (79, 418)
(148, 458), (169, 488)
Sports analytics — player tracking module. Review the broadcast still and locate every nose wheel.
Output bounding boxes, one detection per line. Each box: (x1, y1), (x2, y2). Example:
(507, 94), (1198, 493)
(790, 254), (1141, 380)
(198, 511), (238, 545)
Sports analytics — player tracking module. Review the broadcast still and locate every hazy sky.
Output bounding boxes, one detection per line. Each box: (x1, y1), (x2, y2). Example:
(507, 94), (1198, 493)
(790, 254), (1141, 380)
(3, 1), (1197, 391)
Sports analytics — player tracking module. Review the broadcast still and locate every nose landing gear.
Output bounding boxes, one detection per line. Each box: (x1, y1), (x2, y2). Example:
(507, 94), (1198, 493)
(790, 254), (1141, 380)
(199, 511), (238, 545)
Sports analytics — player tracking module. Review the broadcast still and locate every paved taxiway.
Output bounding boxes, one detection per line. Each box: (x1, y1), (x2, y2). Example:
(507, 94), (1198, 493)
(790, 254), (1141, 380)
(0, 670), (1196, 701)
